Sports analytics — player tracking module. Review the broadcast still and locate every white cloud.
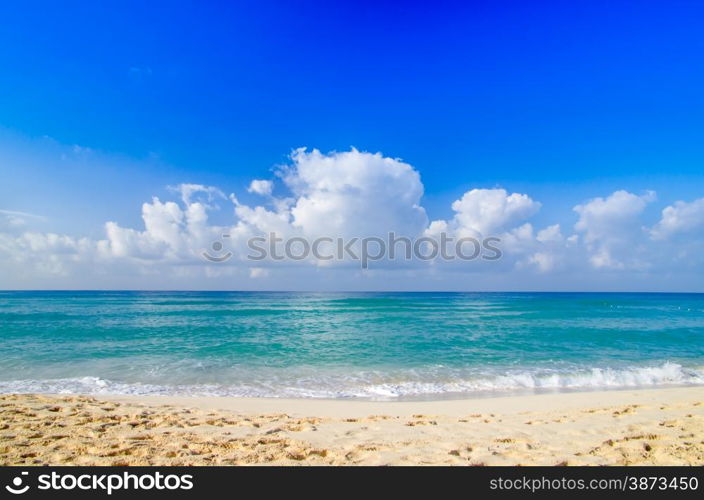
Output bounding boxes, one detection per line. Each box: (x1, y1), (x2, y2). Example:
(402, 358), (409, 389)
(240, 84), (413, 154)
(283, 148), (428, 238)
(574, 190), (655, 240)
(247, 179), (274, 197)
(0, 147), (703, 291)
(171, 183), (224, 207)
(0, 209), (46, 231)
(426, 189), (549, 271)
(536, 224), (563, 244)
(524, 224), (567, 272)
(651, 197), (704, 240)
(103, 187), (228, 262)
(528, 252), (557, 273)
(573, 190), (655, 269)
(0, 230), (97, 277)
(249, 267), (269, 278)
(448, 188), (540, 236)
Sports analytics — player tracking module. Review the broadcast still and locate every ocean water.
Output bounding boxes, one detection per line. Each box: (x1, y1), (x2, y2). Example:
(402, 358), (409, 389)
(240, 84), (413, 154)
(0, 291), (703, 401)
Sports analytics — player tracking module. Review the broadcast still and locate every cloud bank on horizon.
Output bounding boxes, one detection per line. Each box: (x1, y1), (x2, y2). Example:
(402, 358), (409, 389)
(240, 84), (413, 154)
(1, 147), (703, 291)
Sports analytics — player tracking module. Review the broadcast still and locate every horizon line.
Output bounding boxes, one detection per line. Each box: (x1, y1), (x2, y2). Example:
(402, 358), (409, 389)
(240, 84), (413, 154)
(1, 289), (703, 295)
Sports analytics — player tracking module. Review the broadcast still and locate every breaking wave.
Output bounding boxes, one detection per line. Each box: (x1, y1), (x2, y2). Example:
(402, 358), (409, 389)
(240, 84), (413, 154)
(0, 362), (702, 401)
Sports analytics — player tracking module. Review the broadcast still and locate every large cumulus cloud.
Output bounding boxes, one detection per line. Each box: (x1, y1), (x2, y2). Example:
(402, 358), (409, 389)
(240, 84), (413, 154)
(284, 148), (428, 238)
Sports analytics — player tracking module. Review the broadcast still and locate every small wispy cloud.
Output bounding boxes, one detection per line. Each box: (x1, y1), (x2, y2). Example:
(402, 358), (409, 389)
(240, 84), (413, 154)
(0, 209), (47, 230)
(0, 209), (47, 221)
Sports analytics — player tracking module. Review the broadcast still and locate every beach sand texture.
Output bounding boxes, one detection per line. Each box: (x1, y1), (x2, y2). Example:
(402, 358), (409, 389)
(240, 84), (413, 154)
(1, 387), (702, 466)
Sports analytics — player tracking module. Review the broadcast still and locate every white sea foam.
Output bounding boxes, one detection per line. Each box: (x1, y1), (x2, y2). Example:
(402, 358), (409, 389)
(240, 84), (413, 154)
(0, 362), (702, 400)
(359, 362), (704, 399)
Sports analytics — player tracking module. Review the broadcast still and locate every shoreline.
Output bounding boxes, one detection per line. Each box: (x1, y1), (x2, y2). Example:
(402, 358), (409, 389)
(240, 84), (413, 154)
(100, 385), (704, 417)
(2, 386), (702, 465)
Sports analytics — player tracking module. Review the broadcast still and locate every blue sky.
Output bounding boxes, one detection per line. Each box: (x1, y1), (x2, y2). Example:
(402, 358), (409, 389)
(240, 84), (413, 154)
(1, 1), (703, 290)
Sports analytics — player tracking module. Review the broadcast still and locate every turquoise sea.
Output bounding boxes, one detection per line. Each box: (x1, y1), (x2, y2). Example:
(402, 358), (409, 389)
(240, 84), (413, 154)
(1, 291), (703, 400)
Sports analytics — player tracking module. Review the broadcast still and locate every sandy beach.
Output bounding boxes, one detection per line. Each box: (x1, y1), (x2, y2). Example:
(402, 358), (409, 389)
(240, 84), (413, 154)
(1, 387), (702, 466)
